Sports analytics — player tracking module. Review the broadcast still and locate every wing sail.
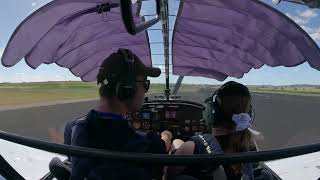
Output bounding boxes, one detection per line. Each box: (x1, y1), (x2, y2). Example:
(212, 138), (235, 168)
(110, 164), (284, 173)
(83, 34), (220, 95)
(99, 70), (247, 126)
(1, 0), (152, 82)
(172, 0), (320, 81)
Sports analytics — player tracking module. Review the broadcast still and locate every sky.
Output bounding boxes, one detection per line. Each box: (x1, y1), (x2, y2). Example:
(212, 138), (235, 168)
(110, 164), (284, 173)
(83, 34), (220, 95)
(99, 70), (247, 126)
(0, 0), (320, 85)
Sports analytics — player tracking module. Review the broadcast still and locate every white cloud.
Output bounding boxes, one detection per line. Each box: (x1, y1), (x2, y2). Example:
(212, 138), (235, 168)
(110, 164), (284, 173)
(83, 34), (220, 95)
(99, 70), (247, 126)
(310, 33), (320, 41)
(0, 48), (4, 59)
(292, 66), (301, 72)
(298, 9), (318, 19)
(158, 65), (164, 70)
(286, 13), (307, 25)
(3, 73), (76, 83)
(286, 10), (318, 26)
(300, 25), (317, 33)
(14, 73), (50, 82)
(54, 75), (68, 81)
(300, 25), (320, 42)
(286, 10), (320, 43)
(31, 0), (51, 9)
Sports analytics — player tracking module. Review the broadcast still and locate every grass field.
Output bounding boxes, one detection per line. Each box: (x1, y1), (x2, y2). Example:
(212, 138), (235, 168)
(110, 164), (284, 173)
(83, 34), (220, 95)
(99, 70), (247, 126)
(0, 82), (202, 107)
(0, 82), (320, 107)
(0, 82), (98, 106)
(250, 86), (320, 96)
(198, 85), (320, 96)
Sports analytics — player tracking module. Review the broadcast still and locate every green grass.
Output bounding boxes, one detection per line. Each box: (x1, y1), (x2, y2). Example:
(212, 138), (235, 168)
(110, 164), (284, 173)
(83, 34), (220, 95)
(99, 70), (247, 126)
(149, 83), (203, 93)
(0, 82), (99, 106)
(198, 85), (320, 96)
(250, 86), (320, 96)
(0, 82), (319, 107)
(0, 82), (203, 106)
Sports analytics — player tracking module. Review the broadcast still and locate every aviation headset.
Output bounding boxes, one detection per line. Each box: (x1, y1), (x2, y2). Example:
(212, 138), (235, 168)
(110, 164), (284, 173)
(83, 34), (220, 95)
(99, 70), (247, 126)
(102, 49), (137, 101)
(203, 81), (255, 128)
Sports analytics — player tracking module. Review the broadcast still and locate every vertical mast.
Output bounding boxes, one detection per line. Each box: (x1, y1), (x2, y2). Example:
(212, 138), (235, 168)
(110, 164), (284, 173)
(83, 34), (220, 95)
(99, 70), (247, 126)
(120, 0), (171, 100)
(160, 0), (170, 100)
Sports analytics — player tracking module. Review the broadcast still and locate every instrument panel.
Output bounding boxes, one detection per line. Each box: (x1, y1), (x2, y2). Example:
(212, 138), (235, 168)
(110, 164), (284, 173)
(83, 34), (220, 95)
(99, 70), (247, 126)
(128, 100), (208, 140)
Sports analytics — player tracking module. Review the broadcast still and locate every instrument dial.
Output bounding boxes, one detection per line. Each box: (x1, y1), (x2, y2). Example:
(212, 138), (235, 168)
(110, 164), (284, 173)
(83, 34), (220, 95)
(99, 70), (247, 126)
(132, 122), (141, 129)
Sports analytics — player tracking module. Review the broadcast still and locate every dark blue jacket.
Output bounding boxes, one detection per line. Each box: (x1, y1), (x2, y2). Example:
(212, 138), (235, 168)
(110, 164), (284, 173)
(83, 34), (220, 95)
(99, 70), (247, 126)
(64, 110), (166, 180)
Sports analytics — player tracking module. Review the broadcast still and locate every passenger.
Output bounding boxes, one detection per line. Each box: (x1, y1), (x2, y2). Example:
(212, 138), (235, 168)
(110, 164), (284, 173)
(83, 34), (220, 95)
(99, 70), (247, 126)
(67, 49), (172, 180)
(167, 81), (260, 180)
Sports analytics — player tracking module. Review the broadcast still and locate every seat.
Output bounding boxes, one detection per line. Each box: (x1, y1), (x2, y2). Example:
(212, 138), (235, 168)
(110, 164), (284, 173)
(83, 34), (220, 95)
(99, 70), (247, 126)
(212, 166), (227, 180)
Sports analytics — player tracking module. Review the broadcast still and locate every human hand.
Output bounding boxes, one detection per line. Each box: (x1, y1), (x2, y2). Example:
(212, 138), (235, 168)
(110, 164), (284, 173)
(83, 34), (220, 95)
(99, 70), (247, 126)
(161, 130), (173, 140)
(161, 130), (173, 152)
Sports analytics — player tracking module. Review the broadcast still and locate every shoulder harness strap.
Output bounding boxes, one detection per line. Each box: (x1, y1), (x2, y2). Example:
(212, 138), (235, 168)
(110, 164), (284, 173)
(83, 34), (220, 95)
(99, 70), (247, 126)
(198, 134), (213, 154)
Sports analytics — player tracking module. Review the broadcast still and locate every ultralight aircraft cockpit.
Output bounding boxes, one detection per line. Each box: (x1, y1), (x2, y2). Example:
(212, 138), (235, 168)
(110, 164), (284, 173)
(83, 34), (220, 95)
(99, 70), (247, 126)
(1, 0), (320, 179)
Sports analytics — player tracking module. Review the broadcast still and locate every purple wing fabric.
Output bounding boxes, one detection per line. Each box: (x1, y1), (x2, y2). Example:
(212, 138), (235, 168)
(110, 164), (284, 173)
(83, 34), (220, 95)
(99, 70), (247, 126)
(172, 0), (320, 81)
(1, 0), (151, 82)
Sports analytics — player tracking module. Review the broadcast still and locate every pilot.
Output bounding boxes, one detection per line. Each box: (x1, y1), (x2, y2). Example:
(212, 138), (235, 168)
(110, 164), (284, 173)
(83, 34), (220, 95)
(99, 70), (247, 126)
(167, 81), (266, 180)
(64, 49), (172, 180)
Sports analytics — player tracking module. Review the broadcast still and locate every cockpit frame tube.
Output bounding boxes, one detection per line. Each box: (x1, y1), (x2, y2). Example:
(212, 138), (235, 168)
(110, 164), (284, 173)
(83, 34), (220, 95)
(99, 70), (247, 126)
(273, 0), (320, 8)
(1, 130), (320, 165)
(160, 0), (171, 100)
(120, 0), (171, 100)
(172, 76), (184, 95)
(120, 0), (161, 35)
(0, 155), (24, 180)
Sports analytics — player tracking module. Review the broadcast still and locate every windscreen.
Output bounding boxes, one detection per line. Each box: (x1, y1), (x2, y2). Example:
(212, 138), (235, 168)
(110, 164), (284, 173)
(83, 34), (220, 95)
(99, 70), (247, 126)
(0, 1), (320, 179)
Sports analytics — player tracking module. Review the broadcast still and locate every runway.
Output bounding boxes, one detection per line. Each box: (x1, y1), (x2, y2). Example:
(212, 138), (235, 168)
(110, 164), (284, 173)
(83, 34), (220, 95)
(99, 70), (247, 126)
(0, 92), (320, 150)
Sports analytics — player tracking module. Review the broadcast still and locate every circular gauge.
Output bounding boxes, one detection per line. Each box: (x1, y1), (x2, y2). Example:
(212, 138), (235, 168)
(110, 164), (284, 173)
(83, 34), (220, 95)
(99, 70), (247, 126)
(199, 119), (206, 124)
(143, 122), (151, 129)
(125, 113), (132, 121)
(184, 126), (190, 132)
(170, 125), (179, 128)
(200, 125), (206, 131)
(192, 126), (198, 131)
(134, 112), (141, 119)
(132, 122), (141, 129)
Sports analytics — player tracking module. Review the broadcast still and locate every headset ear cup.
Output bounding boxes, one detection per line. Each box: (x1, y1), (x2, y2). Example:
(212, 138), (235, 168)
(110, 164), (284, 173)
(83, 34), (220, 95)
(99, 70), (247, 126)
(203, 102), (213, 128)
(116, 80), (137, 100)
(249, 105), (255, 124)
(211, 101), (222, 126)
